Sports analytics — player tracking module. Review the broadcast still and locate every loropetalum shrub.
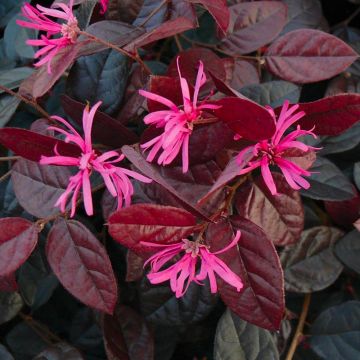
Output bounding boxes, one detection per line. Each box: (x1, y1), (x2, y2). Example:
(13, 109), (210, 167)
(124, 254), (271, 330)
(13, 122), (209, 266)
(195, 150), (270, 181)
(0, 0), (360, 359)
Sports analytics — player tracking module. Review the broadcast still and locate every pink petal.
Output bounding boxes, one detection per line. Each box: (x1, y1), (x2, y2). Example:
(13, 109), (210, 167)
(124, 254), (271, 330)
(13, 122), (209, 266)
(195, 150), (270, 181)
(260, 157), (277, 195)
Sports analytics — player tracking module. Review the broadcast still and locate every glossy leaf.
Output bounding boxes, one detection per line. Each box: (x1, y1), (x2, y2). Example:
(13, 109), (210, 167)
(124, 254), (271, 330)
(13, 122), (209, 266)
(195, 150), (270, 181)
(214, 309), (279, 360)
(206, 217), (284, 331)
(103, 305), (154, 360)
(0, 128), (80, 162)
(108, 204), (197, 255)
(61, 95), (139, 147)
(33, 343), (84, 360)
(265, 29), (358, 83)
(121, 144), (211, 221)
(235, 173), (304, 246)
(296, 94), (360, 135)
(214, 97), (276, 141)
(0, 217), (38, 276)
(0, 67), (33, 93)
(335, 230), (360, 274)
(229, 59), (260, 89)
(302, 157), (356, 201)
(11, 159), (72, 218)
(310, 301), (360, 359)
(280, 226), (344, 292)
(133, 0), (168, 30)
(219, 1), (287, 54)
(46, 218), (118, 314)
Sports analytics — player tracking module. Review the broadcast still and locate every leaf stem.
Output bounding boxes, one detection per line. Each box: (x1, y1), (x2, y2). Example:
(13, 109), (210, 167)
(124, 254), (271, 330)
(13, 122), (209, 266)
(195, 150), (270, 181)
(0, 170), (11, 183)
(138, 0), (169, 27)
(0, 156), (20, 162)
(285, 293), (311, 360)
(78, 30), (152, 75)
(0, 84), (51, 120)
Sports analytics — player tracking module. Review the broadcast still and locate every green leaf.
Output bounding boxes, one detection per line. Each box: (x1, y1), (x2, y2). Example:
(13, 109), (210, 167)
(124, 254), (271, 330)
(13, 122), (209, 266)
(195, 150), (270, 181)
(0, 292), (23, 325)
(0, 67), (34, 93)
(214, 309), (279, 360)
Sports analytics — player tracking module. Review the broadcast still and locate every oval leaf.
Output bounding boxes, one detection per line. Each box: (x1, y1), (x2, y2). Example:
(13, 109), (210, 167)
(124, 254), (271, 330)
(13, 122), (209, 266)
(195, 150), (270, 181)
(335, 230), (360, 274)
(0, 218), (38, 277)
(0, 128), (80, 162)
(214, 97), (276, 141)
(206, 217), (284, 331)
(11, 159), (72, 219)
(214, 309), (279, 360)
(0, 292), (23, 325)
(46, 219), (118, 314)
(265, 29), (358, 83)
(280, 226), (344, 293)
(108, 204), (197, 255)
(235, 173), (304, 246)
(219, 1), (287, 54)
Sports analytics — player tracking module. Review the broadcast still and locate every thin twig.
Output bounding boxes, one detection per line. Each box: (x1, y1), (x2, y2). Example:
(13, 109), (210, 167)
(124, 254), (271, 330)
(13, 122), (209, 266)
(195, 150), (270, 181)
(174, 34), (183, 52)
(0, 156), (20, 162)
(285, 293), (311, 360)
(0, 170), (11, 183)
(78, 30), (152, 75)
(0, 84), (51, 120)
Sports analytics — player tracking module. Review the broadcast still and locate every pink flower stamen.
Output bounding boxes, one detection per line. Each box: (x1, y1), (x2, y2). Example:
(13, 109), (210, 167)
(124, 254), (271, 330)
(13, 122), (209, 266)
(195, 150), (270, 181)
(16, 1), (79, 74)
(39, 101), (152, 217)
(141, 231), (243, 298)
(139, 57), (220, 173)
(236, 100), (319, 195)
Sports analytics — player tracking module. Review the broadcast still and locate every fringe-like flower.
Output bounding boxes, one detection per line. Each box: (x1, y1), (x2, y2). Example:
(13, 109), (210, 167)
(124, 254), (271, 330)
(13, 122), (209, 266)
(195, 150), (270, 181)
(236, 100), (319, 195)
(40, 102), (152, 217)
(16, 1), (79, 73)
(139, 57), (220, 173)
(141, 231), (243, 298)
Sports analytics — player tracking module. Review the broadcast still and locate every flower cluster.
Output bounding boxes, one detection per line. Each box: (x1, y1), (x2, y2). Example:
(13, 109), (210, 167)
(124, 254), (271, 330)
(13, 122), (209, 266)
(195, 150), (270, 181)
(142, 231), (243, 297)
(139, 58), (220, 173)
(40, 102), (152, 217)
(17, 1), (79, 73)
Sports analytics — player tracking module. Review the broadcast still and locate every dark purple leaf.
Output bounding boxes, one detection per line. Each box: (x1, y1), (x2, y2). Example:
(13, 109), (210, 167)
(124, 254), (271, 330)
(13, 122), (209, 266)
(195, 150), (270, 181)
(11, 159), (72, 219)
(214, 97), (276, 141)
(133, 0), (168, 30)
(295, 94), (360, 135)
(121, 144), (212, 221)
(219, 1), (287, 54)
(280, 226), (344, 292)
(103, 305), (154, 360)
(33, 343), (84, 360)
(0, 273), (18, 292)
(235, 173), (304, 246)
(0, 217), (38, 276)
(46, 218), (118, 314)
(0, 128), (80, 162)
(108, 204), (197, 255)
(61, 95), (139, 147)
(229, 59), (260, 89)
(206, 217), (284, 330)
(126, 250), (145, 282)
(265, 29), (358, 83)
(335, 230), (360, 275)
(0, 292), (23, 326)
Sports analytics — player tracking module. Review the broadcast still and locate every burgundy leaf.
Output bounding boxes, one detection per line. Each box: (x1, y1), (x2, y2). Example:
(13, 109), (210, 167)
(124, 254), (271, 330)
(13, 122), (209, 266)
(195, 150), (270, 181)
(189, 0), (230, 34)
(235, 174), (304, 246)
(61, 95), (139, 147)
(209, 70), (249, 99)
(121, 144), (211, 221)
(167, 47), (226, 86)
(295, 94), (360, 135)
(265, 29), (358, 83)
(46, 219), (118, 314)
(11, 159), (72, 219)
(170, 0), (198, 25)
(0, 218), (39, 277)
(125, 17), (196, 51)
(0, 273), (18, 292)
(0, 128), (80, 162)
(324, 188), (360, 228)
(230, 59), (260, 89)
(214, 97), (276, 141)
(19, 44), (80, 99)
(104, 305), (154, 360)
(126, 250), (145, 282)
(108, 204), (197, 255)
(219, 1), (287, 54)
(206, 217), (284, 330)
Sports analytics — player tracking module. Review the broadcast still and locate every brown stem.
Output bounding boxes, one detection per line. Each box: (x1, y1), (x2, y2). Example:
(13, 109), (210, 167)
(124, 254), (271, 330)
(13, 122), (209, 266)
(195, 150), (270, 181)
(285, 293), (311, 360)
(0, 170), (11, 183)
(138, 0), (169, 27)
(0, 156), (20, 162)
(0, 84), (51, 120)
(78, 30), (152, 75)
(174, 34), (183, 52)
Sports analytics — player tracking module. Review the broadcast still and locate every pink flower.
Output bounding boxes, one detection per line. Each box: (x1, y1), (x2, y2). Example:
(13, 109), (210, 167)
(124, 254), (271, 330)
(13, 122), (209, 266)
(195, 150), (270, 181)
(139, 57), (220, 173)
(236, 100), (318, 195)
(99, 0), (109, 14)
(40, 101), (152, 217)
(141, 231), (243, 298)
(16, 1), (79, 74)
